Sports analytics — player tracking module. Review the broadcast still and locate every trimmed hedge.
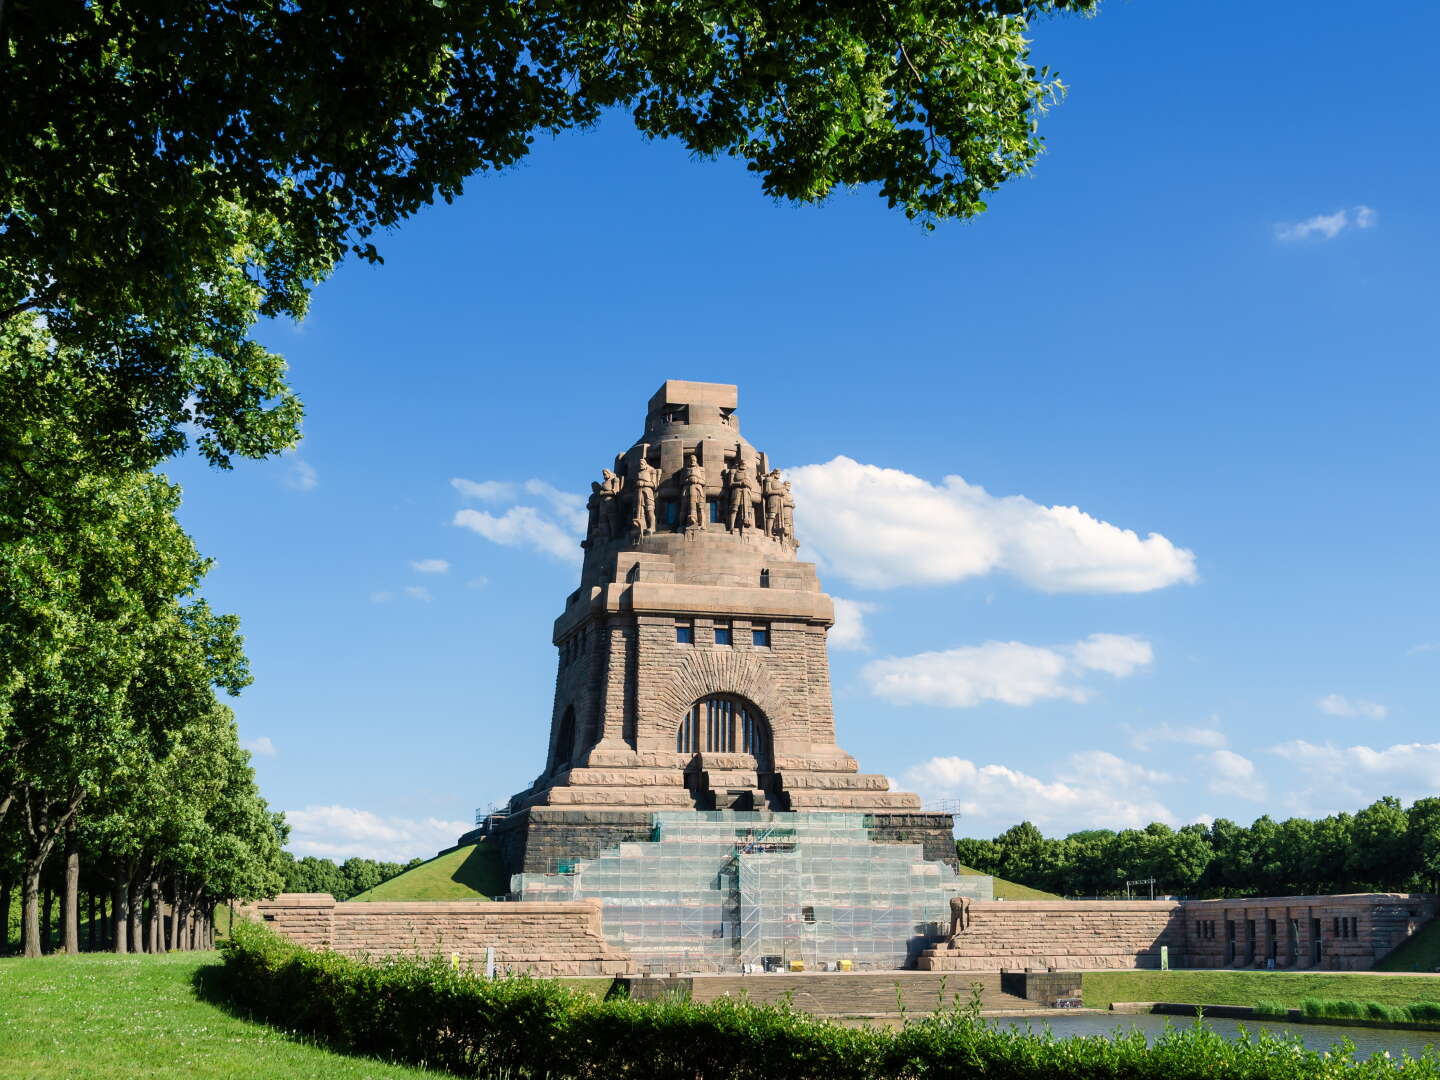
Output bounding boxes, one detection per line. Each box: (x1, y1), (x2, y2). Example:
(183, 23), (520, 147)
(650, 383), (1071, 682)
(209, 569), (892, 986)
(217, 923), (1440, 1078)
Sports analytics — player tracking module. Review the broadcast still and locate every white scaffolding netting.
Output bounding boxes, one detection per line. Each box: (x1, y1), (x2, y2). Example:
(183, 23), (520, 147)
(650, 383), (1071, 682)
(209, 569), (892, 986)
(513, 811), (992, 974)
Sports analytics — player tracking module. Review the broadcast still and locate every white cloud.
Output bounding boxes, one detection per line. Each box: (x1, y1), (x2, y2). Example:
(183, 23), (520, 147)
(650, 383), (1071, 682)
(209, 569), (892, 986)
(403, 585), (432, 602)
(830, 597), (876, 651)
(904, 752), (1176, 831)
(1272, 740), (1440, 786)
(1407, 642), (1439, 656)
(243, 736), (277, 757)
(369, 591), (394, 604)
(466, 576), (490, 590)
(1317, 693), (1387, 720)
(453, 506), (581, 563)
(283, 805), (470, 863)
(283, 453), (318, 492)
(410, 558), (450, 574)
(786, 457), (1196, 593)
(1204, 749), (1263, 800)
(862, 633), (1153, 708)
(1129, 721), (1228, 752)
(1275, 205), (1377, 242)
(451, 478), (517, 501)
(522, 479), (589, 534)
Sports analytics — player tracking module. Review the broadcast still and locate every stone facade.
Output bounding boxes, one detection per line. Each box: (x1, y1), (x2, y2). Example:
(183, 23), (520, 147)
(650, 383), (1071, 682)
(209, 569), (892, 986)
(919, 900), (1186, 971)
(917, 893), (1438, 972)
(1181, 893), (1437, 971)
(480, 381), (941, 875)
(253, 893), (633, 977)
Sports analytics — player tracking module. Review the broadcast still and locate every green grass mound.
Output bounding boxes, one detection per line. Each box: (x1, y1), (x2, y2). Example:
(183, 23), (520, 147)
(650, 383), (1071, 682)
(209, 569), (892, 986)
(0, 952), (436, 1078)
(351, 842), (506, 901)
(1083, 970), (1440, 1012)
(1375, 915), (1440, 972)
(957, 864), (1062, 901)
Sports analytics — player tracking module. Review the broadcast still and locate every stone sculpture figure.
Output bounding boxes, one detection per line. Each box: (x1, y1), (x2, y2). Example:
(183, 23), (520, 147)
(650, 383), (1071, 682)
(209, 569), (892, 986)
(723, 451), (754, 533)
(762, 469), (786, 540)
(681, 453), (707, 530)
(585, 481), (609, 544)
(599, 468), (623, 539)
(781, 481), (796, 545)
(632, 448), (659, 536)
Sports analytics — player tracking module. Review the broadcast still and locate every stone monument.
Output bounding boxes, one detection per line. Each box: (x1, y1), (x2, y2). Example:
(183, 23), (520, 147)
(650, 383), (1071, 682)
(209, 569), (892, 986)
(475, 381), (955, 877)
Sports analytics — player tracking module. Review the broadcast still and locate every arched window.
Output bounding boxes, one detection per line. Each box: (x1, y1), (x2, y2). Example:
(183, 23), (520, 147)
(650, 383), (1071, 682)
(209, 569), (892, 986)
(676, 695), (771, 768)
(552, 705), (576, 772)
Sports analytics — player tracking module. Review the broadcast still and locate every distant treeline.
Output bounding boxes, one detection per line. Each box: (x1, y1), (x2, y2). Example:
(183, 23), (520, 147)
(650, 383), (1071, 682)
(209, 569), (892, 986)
(280, 854), (421, 901)
(956, 796), (1440, 898)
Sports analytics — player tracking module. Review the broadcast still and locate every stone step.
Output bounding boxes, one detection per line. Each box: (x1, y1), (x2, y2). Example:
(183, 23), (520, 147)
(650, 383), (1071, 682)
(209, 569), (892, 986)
(542, 787), (695, 808)
(786, 791), (922, 810)
(775, 772), (891, 791)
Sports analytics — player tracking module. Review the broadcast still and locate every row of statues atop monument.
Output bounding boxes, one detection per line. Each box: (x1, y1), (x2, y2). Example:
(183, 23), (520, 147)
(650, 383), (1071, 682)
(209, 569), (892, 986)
(585, 442), (797, 548)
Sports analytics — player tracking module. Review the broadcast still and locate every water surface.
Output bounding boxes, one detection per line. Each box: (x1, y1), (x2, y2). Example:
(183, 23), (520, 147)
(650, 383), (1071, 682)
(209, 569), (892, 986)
(992, 1011), (1438, 1059)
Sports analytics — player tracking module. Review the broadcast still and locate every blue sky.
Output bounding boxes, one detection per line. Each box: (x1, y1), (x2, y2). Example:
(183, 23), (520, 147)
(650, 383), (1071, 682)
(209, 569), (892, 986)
(164, 0), (1440, 861)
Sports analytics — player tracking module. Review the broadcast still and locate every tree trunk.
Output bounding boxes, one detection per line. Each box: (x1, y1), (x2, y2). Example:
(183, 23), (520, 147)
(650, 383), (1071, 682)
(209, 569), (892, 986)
(62, 832), (80, 954)
(127, 880), (142, 952)
(87, 890), (96, 952)
(0, 878), (10, 955)
(148, 881), (163, 953)
(111, 879), (129, 954)
(170, 886), (185, 952)
(20, 863), (42, 957)
(42, 888), (54, 953)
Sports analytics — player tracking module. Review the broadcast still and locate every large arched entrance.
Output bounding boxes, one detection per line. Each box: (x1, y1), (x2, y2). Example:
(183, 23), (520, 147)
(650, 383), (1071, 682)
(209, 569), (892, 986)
(675, 694), (773, 772)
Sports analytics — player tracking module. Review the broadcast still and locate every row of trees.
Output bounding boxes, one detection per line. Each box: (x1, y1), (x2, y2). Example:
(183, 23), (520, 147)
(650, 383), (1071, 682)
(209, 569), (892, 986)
(957, 797), (1440, 898)
(281, 855), (422, 901)
(0, 316), (290, 956)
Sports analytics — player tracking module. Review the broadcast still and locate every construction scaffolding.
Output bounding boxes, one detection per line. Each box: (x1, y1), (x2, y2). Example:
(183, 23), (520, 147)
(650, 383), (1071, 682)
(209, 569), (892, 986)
(513, 811), (992, 974)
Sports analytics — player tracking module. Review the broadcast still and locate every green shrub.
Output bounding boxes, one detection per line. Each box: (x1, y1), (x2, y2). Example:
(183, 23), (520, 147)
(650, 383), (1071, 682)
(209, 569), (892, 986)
(217, 923), (1440, 1078)
(1252, 999), (1289, 1018)
(1408, 1002), (1440, 1023)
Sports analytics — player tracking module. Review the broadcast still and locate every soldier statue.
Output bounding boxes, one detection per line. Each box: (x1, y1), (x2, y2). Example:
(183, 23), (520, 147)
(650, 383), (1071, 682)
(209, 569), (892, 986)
(632, 448), (659, 536)
(762, 469), (786, 540)
(681, 452), (707, 530)
(724, 451), (755, 533)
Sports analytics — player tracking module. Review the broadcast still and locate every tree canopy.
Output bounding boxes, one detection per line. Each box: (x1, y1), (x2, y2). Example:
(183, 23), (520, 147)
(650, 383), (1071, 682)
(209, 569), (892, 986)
(1, 0), (1097, 485)
(958, 798), (1440, 898)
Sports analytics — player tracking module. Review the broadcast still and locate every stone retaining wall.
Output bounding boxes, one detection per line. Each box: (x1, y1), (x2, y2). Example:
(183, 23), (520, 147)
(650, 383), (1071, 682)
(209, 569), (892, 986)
(254, 893), (633, 977)
(918, 893), (1437, 972)
(918, 900), (1186, 971)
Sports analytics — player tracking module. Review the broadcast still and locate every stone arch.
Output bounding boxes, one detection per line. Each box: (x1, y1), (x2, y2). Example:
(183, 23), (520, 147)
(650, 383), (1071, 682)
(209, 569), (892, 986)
(652, 648), (799, 748)
(549, 704), (576, 773)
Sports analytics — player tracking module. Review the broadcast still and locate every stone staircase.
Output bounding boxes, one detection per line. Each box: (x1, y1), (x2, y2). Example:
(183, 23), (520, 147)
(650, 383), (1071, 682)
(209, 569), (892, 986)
(683, 972), (1045, 1017)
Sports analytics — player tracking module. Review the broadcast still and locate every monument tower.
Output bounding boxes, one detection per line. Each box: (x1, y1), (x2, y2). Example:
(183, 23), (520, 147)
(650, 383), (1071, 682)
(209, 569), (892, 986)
(481, 381), (957, 876)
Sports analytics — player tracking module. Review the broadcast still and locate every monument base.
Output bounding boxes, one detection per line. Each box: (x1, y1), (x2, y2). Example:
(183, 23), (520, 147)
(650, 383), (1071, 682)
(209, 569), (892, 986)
(466, 807), (959, 882)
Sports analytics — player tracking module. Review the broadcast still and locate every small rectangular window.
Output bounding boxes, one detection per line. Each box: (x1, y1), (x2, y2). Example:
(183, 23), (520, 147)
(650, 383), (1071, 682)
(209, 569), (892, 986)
(663, 499), (679, 527)
(1268, 919), (1277, 936)
(676, 623), (693, 644)
(752, 625), (770, 647)
(708, 498), (721, 523)
(714, 624), (732, 646)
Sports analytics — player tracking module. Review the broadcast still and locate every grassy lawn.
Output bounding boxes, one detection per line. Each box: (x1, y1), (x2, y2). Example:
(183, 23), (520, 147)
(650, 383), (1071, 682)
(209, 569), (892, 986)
(0, 952), (440, 1079)
(957, 865), (1062, 901)
(1084, 970), (1440, 1010)
(352, 843), (506, 902)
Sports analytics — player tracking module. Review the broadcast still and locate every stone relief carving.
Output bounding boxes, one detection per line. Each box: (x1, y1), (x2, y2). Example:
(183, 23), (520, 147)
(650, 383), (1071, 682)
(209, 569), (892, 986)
(632, 447), (659, 536)
(781, 480), (796, 546)
(681, 453), (707, 530)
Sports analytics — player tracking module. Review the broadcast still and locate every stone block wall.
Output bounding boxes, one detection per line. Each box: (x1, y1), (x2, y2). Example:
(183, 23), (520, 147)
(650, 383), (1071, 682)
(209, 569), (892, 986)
(918, 900), (1186, 971)
(254, 894), (633, 977)
(1182, 893), (1437, 971)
